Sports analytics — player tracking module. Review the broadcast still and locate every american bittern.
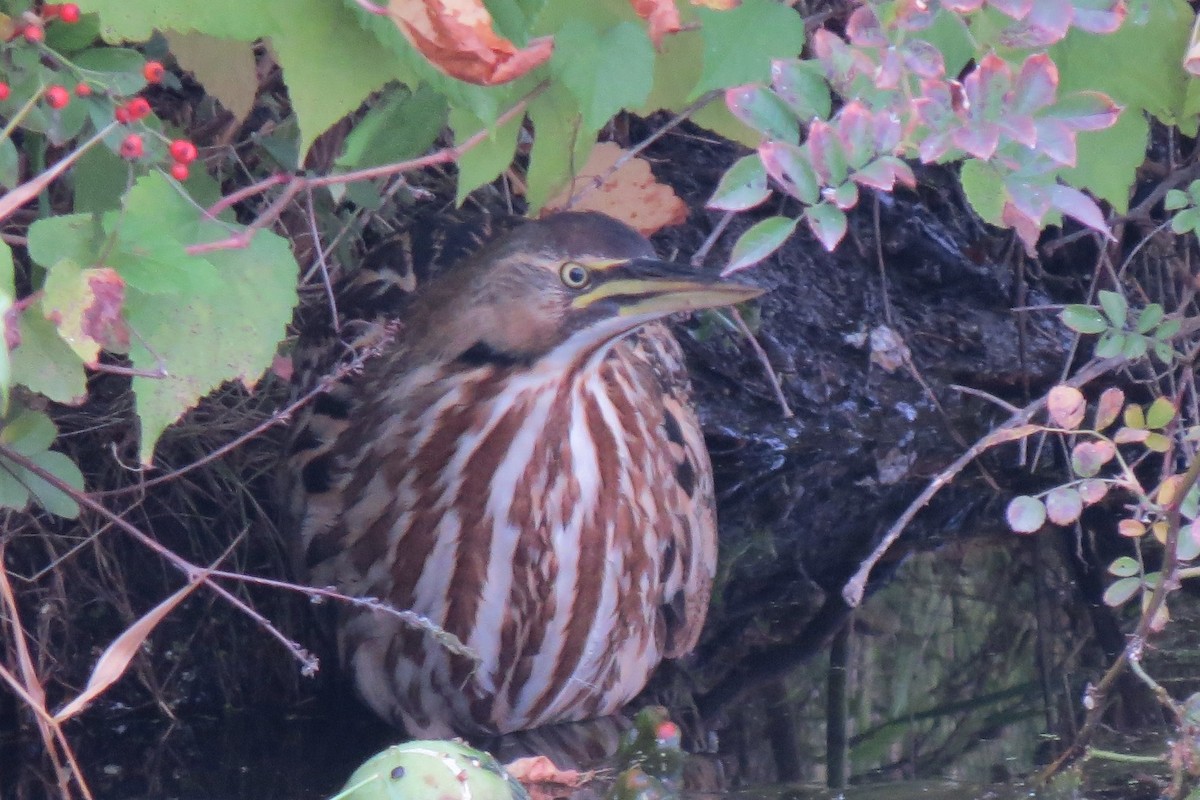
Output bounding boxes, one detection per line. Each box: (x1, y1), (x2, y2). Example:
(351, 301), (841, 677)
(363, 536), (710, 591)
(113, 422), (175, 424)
(287, 211), (761, 736)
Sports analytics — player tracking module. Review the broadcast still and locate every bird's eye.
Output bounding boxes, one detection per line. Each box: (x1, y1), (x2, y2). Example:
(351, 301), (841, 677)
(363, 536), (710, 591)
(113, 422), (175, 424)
(559, 262), (591, 289)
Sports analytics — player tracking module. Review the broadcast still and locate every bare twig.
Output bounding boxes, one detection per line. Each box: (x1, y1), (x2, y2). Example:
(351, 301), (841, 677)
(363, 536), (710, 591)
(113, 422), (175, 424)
(730, 307), (792, 418)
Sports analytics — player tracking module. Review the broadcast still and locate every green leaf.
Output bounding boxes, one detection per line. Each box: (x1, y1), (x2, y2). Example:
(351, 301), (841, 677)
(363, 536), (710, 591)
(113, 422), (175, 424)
(73, 47), (150, 95)
(75, 0), (273, 41)
(959, 159), (1005, 226)
(122, 176), (299, 462)
(1146, 397), (1175, 429)
(22, 449), (84, 519)
(267, 0), (409, 159)
(770, 59), (831, 121)
(0, 409), (57, 456)
(339, 84), (448, 172)
(1155, 318), (1182, 340)
(451, 105), (524, 205)
(1102, 576), (1141, 607)
(9, 309), (88, 405)
(707, 155), (769, 212)
(73, 142), (130, 214)
(0, 410), (83, 519)
(693, 0), (805, 98)
(0, 138), (18, 191)
(1060, 304), (1108, 334)
(1107, 555), (1140, 578)
(1135, 304), (1164, 334)
(1094, 329), (1124, 358)
(725, 84), (799, 142)
(1121, 334), (1147, 360)
(1179, 523), (1200, 562)
(1165, 188), (1190, 210)
(552, 20), (654, 132)
(1006, 495), (1046, 534)
(525, 84), (596, 213)
(1098, 290), (1127, 327)
(26, 213), (103, 270)
(1171, 207), (1200, 236)
(725, 216), (797, 274)
(105, 181), (218, 294)
(804, 203), (847, 251)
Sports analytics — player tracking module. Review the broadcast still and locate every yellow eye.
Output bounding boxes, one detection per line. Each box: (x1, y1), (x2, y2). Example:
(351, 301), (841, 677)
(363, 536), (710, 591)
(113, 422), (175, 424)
(560, 261), (591, 289)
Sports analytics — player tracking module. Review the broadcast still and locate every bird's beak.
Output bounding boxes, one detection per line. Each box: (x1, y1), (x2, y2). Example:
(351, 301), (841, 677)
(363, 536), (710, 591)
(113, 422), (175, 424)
(572, 257), (764, 318)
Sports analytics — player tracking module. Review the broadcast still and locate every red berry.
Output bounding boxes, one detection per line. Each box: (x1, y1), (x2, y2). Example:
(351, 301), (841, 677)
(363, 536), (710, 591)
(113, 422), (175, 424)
(58, 3), (80, 23)
(125, 97), (151, 120)
(169, 163), (189, 181)
(0, 83), (9, 102)
(74, 82), (91, 97)
(114, 105), (131, 124)
(142, 61), (164, 83)
(44, 85), (69, 109)
(22, 24), (45, 43)
(169, 139), (198, 164)
(119, 133), (143, 160)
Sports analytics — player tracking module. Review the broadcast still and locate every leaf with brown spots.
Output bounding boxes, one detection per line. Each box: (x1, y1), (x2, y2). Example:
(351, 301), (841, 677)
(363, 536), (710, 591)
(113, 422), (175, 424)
(386, 0), (553, 85)
(40, 262), (128, 366)
(541, 142), (688, 235)
(629, 0), (682, 47)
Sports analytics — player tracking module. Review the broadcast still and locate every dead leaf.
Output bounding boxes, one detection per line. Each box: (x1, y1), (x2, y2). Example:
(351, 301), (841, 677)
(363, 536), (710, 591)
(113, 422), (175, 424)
(505, 756), (592, 800)
(53, 577), (203, 722)
(691, 0), (740, 7)
(629, 0), (682, 47)
(541, 142), (688, 236)
(386, 0), (553, 85)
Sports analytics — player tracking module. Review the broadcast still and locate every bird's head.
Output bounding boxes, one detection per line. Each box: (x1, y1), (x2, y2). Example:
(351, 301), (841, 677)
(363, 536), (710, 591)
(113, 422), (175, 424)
(408, 211), (763, 368)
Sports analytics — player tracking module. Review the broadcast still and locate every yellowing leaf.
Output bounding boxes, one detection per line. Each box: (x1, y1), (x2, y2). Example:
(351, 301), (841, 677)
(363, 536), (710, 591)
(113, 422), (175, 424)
(41, 261), (128, 366)
(165, 31), (258, 122)
(386, 0), (553, 85)
(541, 142), (687, 235)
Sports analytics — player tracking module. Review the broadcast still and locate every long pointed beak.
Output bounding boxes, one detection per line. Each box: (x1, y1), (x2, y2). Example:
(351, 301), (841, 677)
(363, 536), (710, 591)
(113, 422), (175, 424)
(572, 257), (763, 318)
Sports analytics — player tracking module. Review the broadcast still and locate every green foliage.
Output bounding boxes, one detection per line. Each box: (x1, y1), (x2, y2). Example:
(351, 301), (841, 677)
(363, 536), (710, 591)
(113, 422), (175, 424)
(0, 408), (85, 518)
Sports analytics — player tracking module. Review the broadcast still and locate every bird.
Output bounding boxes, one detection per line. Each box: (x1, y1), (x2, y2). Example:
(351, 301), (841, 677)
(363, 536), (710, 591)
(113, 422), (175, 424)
(285, 210), (762, 737)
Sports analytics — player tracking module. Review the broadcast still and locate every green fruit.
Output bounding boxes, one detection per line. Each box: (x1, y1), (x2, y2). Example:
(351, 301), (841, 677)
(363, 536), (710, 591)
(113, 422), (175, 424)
(336, 740), (529, 800)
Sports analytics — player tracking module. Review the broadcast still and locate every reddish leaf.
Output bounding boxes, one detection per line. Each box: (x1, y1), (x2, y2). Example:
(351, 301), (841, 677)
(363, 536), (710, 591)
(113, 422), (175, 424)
(1072, 0), (1126, 34)
(1094, 387), (1124, 430)
(1078, 479), (1109, 505)
(952, 122), (1001, 160)
(1048, 385), (1086, 429)
(759, 140), (820, 204)
(805, 202), (848, 251)
(1072, 440), (1116, 477)
(385, 0), (553, 85)
(1001, 201), (1042, 255)
(837, 101), (875, 168)
(1118, 519), (1146, 538)
(1005, 180), (1052, 225)
(1012, 53), (1058, 115)
(902, 39), (945, 79)
(827, 181), (859, 210)
(963, 53), (1013, 120)
(1034, 118), (1077, 167)
(1113, 426), (1149, 444)
(1046, 486), (1083, 525)
(845, 5), (886, 47)
(918, 130), (954, 163)
(1050, 184), (1113, 239)
(872, 110), (902, 154)
(806, 118), (848, 184)
(942, 0), (985, 11)
(997, 114), (1037, 148)
(629, 0), (682, 47)
(999, 0), (1074, 48)
(892, 0), (936, 29)
(990, 0), (1035, 17)
(874, 48), (903, 90)
(812, 29), (874, 87)
(1047, 91), (1122, 132)
(852, 157), (913, 191)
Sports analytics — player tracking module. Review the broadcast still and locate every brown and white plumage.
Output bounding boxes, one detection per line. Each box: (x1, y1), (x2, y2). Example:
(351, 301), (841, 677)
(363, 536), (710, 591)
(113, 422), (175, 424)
(285, 212), (759, 736)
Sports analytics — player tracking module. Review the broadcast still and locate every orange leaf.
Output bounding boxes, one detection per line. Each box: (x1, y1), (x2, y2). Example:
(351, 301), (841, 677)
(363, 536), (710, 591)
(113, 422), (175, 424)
(629, 0), (682, 47)
(386, 0), (553, 85)
(541, 142), (688, 235)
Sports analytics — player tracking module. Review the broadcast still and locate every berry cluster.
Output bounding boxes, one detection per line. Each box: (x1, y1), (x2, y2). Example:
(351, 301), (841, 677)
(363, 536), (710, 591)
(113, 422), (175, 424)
(6, 3), (80, 44)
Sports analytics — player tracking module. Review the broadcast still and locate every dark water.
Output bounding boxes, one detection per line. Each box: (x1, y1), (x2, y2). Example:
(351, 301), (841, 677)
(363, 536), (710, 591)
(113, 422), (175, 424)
(3, 538), (1184, 799)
